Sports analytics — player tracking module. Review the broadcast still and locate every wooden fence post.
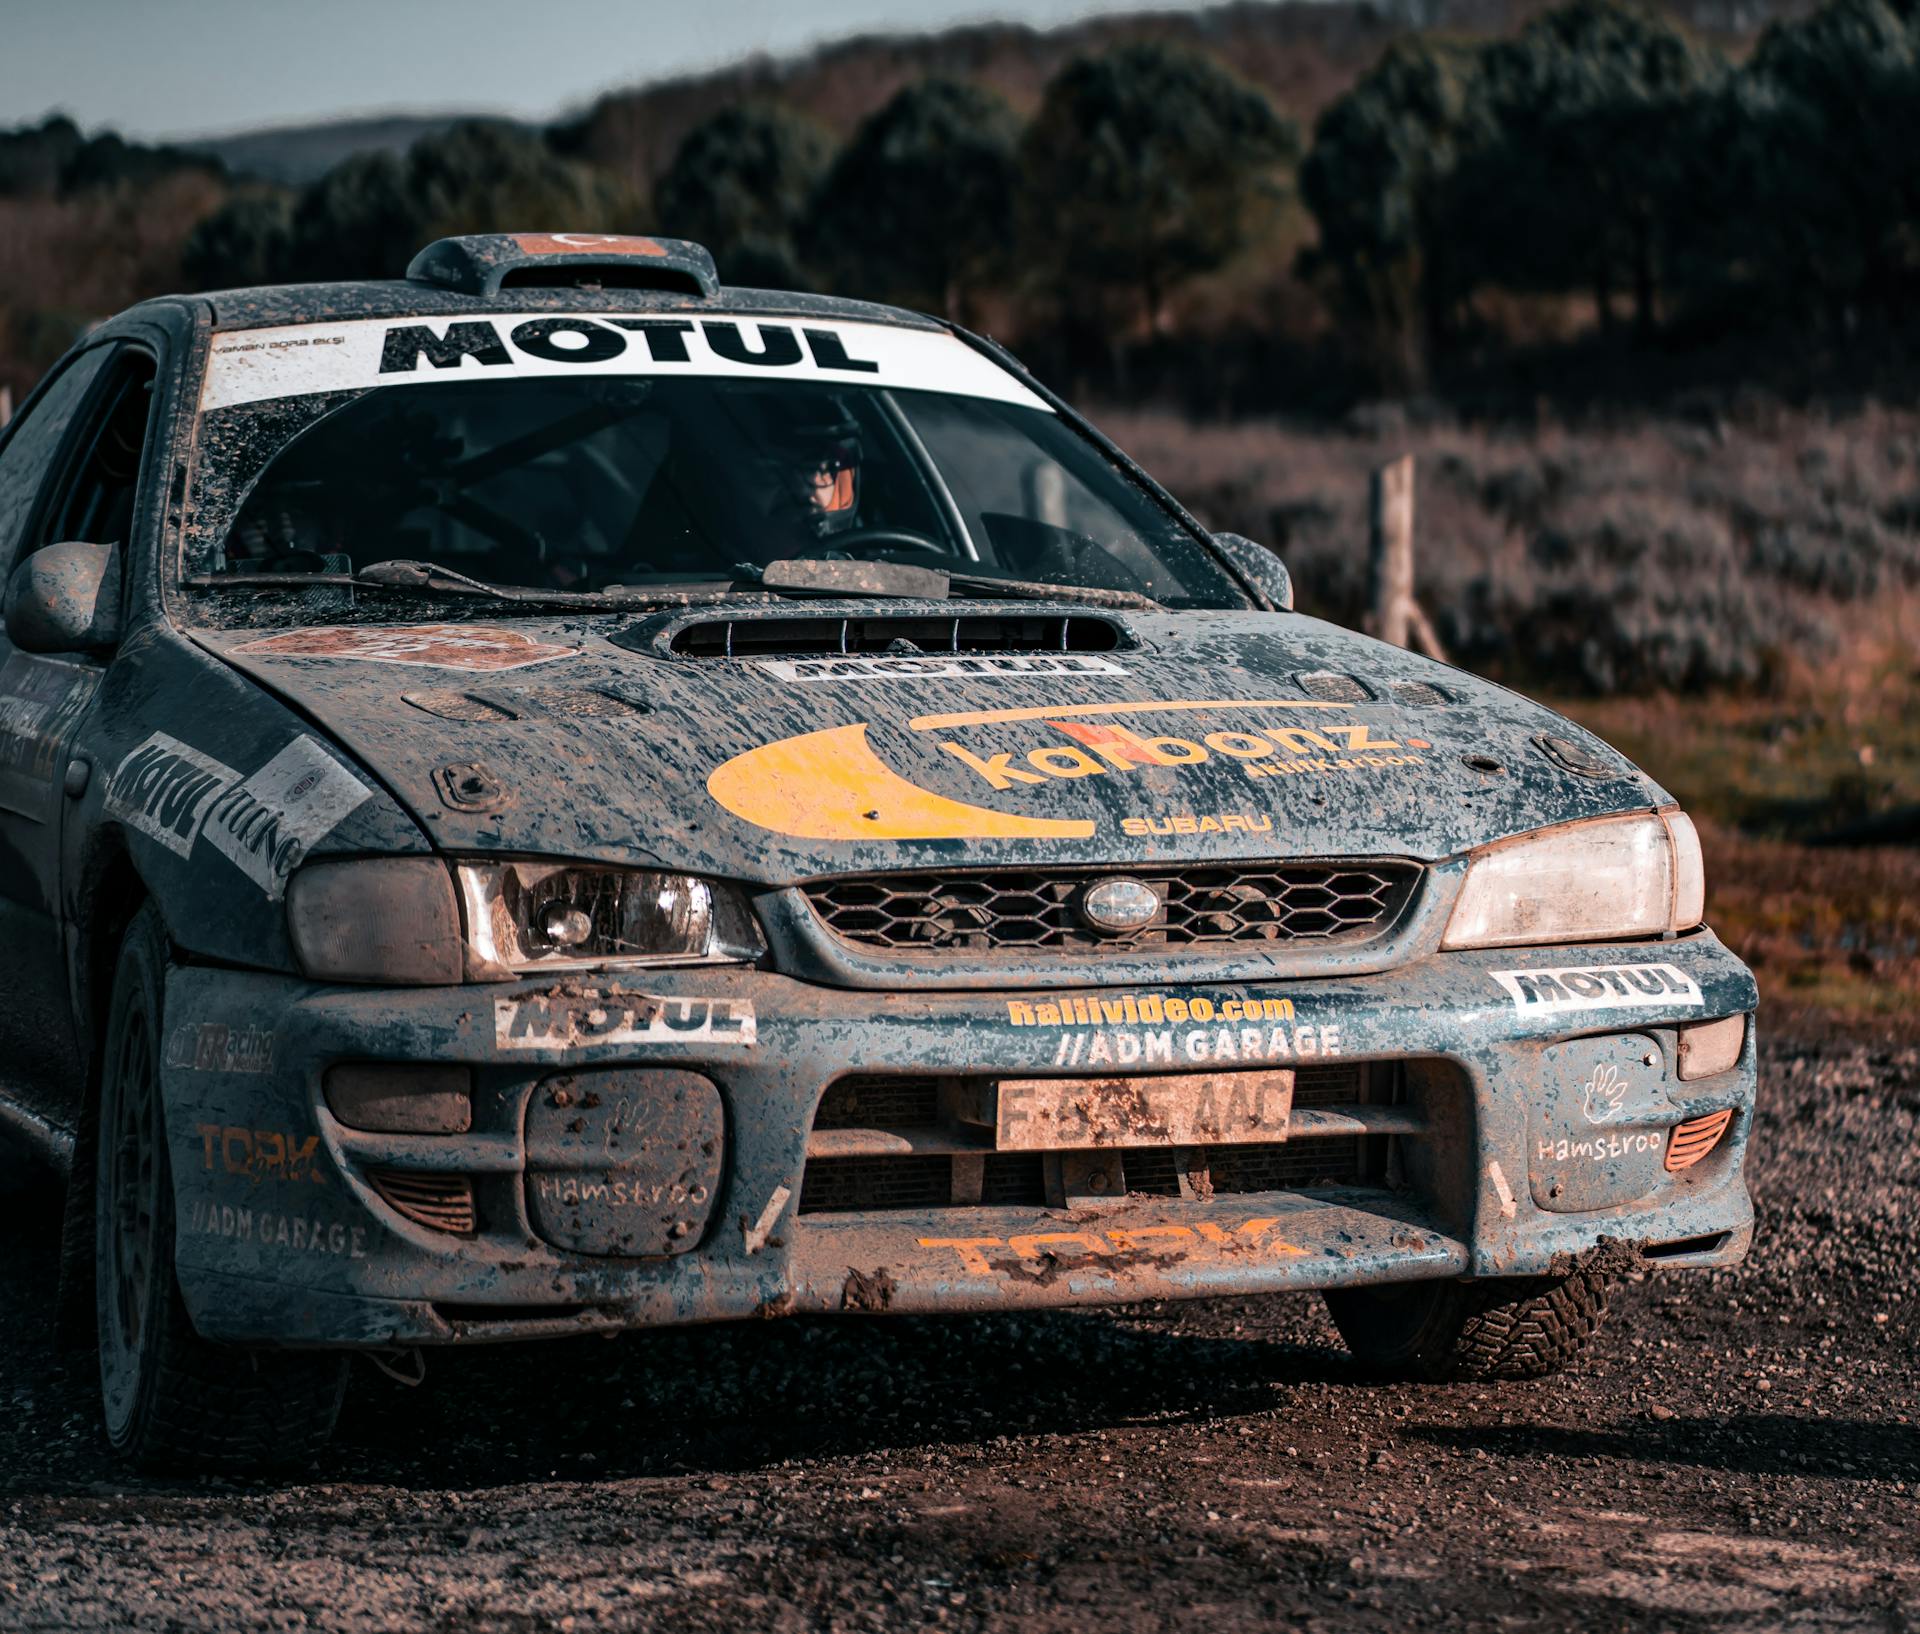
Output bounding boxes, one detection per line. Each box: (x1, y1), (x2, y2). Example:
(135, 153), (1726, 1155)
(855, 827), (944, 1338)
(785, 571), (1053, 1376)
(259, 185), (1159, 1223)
(1368, 455), (1415, 649)
(1367, 454), (1449, 661)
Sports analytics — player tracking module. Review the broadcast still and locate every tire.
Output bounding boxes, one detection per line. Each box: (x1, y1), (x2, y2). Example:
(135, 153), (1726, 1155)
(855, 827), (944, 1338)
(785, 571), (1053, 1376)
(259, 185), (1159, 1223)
(1323, 1269), (1611, 1382)
(95, 902), (348, 1471)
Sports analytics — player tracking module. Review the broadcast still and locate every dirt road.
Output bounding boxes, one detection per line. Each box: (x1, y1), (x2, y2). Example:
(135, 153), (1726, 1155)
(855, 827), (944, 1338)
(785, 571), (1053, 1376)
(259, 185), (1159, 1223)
(2, 1035), (1914, 1633)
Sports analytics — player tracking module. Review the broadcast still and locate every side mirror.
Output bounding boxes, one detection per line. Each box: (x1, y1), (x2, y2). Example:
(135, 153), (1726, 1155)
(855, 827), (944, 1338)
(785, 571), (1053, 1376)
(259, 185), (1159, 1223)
(4, 541), (122, 654)
(1209, 532), (1293, 612)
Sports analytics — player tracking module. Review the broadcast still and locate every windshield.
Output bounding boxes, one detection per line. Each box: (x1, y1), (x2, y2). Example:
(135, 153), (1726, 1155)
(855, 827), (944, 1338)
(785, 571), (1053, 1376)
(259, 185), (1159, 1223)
(184, 313), (1244, 610)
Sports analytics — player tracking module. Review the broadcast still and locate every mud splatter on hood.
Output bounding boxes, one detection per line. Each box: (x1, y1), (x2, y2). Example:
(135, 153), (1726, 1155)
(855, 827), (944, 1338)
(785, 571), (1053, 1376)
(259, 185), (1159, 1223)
(194, 605), (1671, 884)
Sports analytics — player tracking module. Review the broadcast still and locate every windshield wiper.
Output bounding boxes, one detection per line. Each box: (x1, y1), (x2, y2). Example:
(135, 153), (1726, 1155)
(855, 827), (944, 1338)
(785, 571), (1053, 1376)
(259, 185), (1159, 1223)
(945, 571), (1160, 611)
(355, 558), (762, 608)
(190, 556), (1163, 614)
(185, 562), (781, 611)
(747, 557), (1161, 611)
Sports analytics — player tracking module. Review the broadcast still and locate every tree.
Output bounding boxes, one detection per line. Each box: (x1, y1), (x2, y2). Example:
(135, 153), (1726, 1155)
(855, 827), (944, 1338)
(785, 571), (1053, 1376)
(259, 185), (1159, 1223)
(0, 116), (85, 196)
(1458, 0), (1723, 336)
(653, 104), (833, 289)
(60, 133), (225, 195)
(1735, 0), (1920, 324)
(1298, 38), (1490, 388)
(182, 121), (630, 287)
(805, 78), (1021, 319)
(1020, 42), (1299, 335)
(181, 190), (294, 289)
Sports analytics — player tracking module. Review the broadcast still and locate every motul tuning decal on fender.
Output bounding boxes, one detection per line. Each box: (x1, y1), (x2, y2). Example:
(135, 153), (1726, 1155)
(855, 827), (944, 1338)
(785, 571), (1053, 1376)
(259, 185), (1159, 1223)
(106, 732), (369, 891)
(103, 733), (241, 857)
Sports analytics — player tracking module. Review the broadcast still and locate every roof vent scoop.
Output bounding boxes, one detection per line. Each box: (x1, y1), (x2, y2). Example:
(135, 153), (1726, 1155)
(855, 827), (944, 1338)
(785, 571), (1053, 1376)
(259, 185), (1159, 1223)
(405, 233), (719, 298)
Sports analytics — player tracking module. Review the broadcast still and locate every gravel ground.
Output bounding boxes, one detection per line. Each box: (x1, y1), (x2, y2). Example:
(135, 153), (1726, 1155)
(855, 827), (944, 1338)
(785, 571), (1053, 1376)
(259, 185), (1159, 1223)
(1, 1035), (1914, 1633)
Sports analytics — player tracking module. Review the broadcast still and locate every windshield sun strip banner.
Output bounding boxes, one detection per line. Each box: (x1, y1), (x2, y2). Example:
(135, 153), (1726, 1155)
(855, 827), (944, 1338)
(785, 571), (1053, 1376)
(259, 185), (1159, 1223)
(199, 314), (1054, 413)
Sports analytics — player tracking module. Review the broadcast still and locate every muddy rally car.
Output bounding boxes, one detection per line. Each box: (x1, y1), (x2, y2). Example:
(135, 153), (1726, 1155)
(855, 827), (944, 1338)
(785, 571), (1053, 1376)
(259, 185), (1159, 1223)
(0, 233), (1756, 1468)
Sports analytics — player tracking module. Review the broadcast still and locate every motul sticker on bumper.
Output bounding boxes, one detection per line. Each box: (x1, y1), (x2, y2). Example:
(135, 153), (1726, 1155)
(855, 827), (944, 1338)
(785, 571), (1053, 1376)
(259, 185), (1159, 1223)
(494, 991), (756, 1049)
(1489, 962), (1703, 1014)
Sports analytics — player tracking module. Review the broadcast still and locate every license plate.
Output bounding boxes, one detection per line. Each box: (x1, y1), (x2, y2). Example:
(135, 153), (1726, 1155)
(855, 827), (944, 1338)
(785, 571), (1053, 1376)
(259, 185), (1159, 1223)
(993, 1069), (1294, 1151)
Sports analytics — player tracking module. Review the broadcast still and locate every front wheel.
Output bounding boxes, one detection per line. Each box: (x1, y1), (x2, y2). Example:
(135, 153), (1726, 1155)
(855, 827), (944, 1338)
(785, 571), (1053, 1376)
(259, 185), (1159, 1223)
(95, 902), (349, 1471)
(1323, 1269), (1612, 1382)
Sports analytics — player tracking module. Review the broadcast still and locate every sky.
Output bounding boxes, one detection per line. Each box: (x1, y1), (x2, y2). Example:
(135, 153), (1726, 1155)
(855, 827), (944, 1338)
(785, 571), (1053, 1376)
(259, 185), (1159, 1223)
(0, 0), (1212, 140)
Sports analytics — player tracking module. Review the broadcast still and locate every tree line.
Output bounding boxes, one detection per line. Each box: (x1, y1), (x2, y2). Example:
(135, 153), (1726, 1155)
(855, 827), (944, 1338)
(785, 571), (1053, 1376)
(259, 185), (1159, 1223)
(180, 43), (1298, 353)
(1303, 0), (1920, 386)
(10, 0), (1920, 405)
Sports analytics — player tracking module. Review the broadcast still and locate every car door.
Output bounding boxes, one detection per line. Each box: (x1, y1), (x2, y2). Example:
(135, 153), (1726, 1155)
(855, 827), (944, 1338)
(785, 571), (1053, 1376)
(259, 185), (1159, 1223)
(0, 341), (151, 1133)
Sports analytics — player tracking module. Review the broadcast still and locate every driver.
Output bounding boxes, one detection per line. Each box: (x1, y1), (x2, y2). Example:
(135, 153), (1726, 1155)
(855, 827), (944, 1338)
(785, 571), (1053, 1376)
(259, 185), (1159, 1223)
(758, 399), (864, 545)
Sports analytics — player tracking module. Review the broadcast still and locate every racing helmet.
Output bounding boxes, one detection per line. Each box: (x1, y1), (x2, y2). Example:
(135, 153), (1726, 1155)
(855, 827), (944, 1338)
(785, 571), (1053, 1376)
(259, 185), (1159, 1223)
(760, 397), (864, 539)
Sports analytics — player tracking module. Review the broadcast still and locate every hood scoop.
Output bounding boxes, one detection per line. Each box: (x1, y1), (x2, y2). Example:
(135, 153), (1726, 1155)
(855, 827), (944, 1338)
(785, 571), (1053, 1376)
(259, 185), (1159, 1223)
(642, 611), (1129, 661)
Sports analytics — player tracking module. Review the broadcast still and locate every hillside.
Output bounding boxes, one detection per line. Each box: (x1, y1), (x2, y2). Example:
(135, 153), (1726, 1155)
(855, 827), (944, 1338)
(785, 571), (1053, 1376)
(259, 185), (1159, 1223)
(181, 113), (528, 187)
(169, 0), (1804, 188)
(552, 0), (1804, 192)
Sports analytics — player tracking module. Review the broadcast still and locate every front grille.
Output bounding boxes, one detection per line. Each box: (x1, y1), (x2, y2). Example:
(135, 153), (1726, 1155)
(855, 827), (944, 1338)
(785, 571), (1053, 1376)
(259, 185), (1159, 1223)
(797, 1065), (1391, 1215)
(800, 1156), (949, 1213)
(1209, 1140), (1366, 1192)
(796, 1139), (1370, 1213)
(815, 1077), (939, 1130)
(805, 862), (1420, 955)
(980, 1152), (1046, 1204)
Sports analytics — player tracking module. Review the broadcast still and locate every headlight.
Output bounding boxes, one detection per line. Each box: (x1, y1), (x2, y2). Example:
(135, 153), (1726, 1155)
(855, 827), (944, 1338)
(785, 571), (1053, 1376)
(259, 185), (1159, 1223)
(287, 859), (465, 984)
(1441, 810), (1704, 951)
(455, 862), (763, 976)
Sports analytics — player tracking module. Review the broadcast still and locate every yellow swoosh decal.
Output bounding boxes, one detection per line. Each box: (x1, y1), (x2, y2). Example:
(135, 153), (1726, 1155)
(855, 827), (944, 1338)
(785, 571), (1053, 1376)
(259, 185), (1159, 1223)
(907, 696), (1350, 731)
(707, 722), (1093, 841)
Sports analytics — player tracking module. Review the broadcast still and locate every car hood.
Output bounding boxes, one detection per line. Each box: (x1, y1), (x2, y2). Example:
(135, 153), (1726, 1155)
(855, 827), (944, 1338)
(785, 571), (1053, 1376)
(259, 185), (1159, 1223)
(195, 605), (1670, 884)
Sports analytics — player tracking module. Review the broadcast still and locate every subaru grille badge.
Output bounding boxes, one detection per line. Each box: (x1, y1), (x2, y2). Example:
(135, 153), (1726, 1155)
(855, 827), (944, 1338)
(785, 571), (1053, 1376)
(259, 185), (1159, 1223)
(1080, 877), (1161, 935)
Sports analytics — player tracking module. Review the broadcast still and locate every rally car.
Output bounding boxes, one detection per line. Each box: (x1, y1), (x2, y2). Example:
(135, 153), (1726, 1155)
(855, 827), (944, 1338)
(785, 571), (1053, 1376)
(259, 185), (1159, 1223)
(0, 232), (1756, 1469)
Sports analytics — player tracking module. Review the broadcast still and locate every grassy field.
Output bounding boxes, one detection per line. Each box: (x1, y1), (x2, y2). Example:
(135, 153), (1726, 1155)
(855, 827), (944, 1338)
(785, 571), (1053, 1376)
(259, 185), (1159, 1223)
(1560, 685), (1920, 1038)
(1121, 403), (1920, 1038)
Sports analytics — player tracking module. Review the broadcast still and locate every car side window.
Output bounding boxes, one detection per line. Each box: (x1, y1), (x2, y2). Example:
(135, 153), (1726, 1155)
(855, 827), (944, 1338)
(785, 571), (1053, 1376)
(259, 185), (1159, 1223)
(34, 350), (158, 555)
(0, 346), (118, 579)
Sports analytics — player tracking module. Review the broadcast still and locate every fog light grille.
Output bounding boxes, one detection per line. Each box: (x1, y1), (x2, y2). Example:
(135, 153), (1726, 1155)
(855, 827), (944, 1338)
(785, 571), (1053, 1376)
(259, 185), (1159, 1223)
(1665, 1109), (1734, 1172)
(368, 1169), (477, 1233)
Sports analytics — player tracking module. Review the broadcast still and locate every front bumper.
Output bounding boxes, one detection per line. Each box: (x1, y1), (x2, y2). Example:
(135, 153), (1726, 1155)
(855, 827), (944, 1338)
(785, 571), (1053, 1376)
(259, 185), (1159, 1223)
(160, 931), (1758, 1347)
